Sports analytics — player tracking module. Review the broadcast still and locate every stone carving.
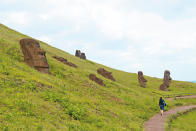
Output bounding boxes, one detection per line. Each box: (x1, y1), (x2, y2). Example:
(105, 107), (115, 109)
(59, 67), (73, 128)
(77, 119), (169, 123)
(20, 38), (49, 73)
(97, 68), (115, 81)
(75, 50), (86, 60)
(138, 71), (147, 88)
(89, 74), (105, 86)
(160, 70), (172, 91)
(53, 56), (77, 68)
(75, 50), (81, 57)
(80, 53), (86, 60)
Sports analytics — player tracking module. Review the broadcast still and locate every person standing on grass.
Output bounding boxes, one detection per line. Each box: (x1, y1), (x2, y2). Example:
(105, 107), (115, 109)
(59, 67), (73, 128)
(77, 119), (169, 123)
(159, 97), (166, 116)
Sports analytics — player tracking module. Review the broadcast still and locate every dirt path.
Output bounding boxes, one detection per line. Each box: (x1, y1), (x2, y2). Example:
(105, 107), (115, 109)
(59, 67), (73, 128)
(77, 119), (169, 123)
(167, 95), (196, 100)
(144, 105), (196, 131)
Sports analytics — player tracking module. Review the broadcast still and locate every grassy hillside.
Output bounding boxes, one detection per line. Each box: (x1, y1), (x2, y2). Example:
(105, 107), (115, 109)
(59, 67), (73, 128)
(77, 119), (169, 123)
(166, 108), (196, 131)
(0, 23), (196, 131)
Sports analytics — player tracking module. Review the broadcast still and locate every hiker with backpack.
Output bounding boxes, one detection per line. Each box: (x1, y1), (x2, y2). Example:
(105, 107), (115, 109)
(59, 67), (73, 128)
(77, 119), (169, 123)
(159, 97), (166, 116)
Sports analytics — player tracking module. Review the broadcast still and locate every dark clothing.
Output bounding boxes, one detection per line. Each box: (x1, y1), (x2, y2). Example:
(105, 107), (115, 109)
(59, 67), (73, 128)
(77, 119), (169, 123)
(159, 99), (166, 110)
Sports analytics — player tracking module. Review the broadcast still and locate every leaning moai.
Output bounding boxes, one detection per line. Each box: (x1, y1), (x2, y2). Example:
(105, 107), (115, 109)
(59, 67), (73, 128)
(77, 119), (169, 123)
(80, 53), (86, 60)
(20, 38), (49, 73)
(138, 71), (147, 88)
(160, 70), (172, 91)
(75, 50), (81, 57)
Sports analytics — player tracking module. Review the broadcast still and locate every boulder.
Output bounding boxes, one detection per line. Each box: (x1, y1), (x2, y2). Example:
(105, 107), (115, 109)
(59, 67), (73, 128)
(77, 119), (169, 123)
(20, 38), (49, 73)
(160, 70), (172, 91)
(138, 71), (147, 88)
(53, 56), (77, 68)
(89, 74), (105, 86)
(97, 68), (115, 81)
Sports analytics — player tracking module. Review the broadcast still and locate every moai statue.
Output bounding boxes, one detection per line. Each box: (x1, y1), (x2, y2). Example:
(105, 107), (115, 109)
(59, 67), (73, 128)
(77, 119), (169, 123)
(75, 50), (81, 57)
(80, 53), (86, 60)
(138, 71), (147, 88)
(160, 70), (172, 91)
(20, 38), (49, 73)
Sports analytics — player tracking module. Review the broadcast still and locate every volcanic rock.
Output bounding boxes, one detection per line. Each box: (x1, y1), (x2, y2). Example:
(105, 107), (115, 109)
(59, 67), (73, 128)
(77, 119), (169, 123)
(89, 74), (105, 86)
(53, 56), (77, 68)
(97, 68), (115, 81)
(138, 71), (147, 88)
(20, 38), (49, 73)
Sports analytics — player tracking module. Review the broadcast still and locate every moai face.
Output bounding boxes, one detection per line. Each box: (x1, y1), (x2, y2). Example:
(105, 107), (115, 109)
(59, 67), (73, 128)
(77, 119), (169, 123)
(20, 38), (49, 73)
(80, 53), (86, 60)
(163, 70), (172, 87)
(75, 50), (81, 57)
(138, 71), (147, 88)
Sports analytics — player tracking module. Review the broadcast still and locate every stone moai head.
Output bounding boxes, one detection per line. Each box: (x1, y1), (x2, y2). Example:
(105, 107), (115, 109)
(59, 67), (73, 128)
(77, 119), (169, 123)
(138, 71), (147, 88)
(160, 70), (172, 91)
(75, 50), (81, 57)
(163, 70), (172, 87)
(20, 38), (49, 73)
(80, 53), (86, 60)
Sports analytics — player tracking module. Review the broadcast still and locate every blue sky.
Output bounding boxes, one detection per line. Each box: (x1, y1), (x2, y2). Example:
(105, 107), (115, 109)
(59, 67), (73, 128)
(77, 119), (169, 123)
(1, 0), (196, 81)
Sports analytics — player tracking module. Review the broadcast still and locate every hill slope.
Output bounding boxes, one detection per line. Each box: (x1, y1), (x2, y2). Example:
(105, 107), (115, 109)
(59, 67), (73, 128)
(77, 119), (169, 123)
(0, 24), (196, 130)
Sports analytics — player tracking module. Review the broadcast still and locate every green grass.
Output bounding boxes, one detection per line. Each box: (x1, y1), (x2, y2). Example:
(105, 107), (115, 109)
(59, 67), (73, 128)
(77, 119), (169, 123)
(166, 109), (196, 131)
(0, 23), (196, 130)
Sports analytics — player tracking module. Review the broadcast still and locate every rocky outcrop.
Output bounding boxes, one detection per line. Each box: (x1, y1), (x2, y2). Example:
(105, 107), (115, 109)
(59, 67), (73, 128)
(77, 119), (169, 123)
(75, 50), (86, 60)
(97, 68), (115, 81)
(89, 74), (105, 86)
(160, 70), (172, 91)
(138, 71), (147, 88)
(20, 38), (49, 73)
(53, 56), (77, 68)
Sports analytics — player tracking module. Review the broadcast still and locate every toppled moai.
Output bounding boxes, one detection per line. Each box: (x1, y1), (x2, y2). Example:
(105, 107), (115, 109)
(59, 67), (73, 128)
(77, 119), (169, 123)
(138, 71), (147, 88)
(53, 56), (77, 68)
(97, 68), (115, 81)
(75, 50), (86, 60)
(20, 38), (49, 73)
(75, 50), (81, 57)
(160, 70), (172, 91)
(89, 74), (105, 86)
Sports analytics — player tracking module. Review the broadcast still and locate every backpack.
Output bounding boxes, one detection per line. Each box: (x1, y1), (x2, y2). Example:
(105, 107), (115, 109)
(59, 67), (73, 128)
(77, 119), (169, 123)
(161, 100), (166, 106)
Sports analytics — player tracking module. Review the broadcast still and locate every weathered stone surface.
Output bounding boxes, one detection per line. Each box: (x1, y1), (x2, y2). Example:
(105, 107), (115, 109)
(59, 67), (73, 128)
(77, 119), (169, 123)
(89, 74), (105, 86)
(138, 71), (147, 88)
(75, 50), (81, 57)
(160, 70), (172, 91)
(160, 84), (168, 91)
(20, 38), (49, 73)
(80, 53), (86, 60)
(97, 68), (115, 81)
(53, 56), (77, 68)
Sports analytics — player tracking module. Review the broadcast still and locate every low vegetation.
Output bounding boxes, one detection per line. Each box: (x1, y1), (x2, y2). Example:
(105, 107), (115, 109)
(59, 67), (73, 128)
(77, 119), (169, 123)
(166, 108), (196, 131)
(0, 24), (196, 130)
